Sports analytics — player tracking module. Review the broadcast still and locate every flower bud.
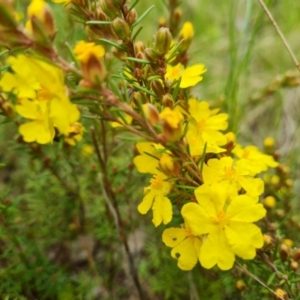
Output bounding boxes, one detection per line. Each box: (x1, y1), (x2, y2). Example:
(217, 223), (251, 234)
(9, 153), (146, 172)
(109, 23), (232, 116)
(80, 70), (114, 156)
(134, 41), (146, 54)
(154, 27), (172, 56)
(101, 0), (120, 19)
(178, 21), (194, 53)
(126, 8), (137, 26)
(162, 93), (174, 108)
(279, 243), (290, 260)
(1, 100), (15, 117)
(112, 46), (127, 61)
(263, 196), (276, 209)
(285, 179), (293, 188)
(132, 91), (148, 105)
(111, 17), (131, 40)
(293, 249), (300, 261)
(83, 54), (107, 85)
(142, 103), (159, 126)
(159, 17), (167, 28)
(236, 280), (246, 291)
(159, 107), (183, 142)
(263, 234), (273, 247)
(291, 261), (298, 271)
(275, 288), (288, 300)
(144, 48), (160, 62)
(27, 0), (56, 39)
(151, 80), (165, 97)
(170, 7), (182, 31)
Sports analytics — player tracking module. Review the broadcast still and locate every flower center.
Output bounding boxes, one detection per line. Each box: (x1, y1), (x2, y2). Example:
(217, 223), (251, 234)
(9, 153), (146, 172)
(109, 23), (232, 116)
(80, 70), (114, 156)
(150, 175), (163, 189)
(242, 149), (250, 158)
(216, 210), (226, 223)
(224, 166), (235, 179)
(197, 119), (206, 131)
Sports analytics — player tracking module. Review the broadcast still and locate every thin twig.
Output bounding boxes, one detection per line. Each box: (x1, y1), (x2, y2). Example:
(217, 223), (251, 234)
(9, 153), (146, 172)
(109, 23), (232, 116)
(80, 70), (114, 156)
(98, 174), (146, 300)
(236, 262), (284, 300)
(257, 0), (300, 73)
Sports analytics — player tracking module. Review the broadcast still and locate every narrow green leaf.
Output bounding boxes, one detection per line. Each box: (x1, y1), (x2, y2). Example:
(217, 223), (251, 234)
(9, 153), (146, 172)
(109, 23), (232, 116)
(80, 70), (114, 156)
(0, 50), (9, 57)
(147, 75), (162, 81)
(99, 38), (126, 50)
(132, 5), (155, 28)
(0, 65), (10, 72)
(167, 39), (185, 63)
(199, 142), (207, 173)
(132, 26), (143, 41)
(175, 185), (196, 190)
(126, 57), (151, 64)
(266, 272), (276, 285)
(132, 84), (156, 97)
(172, 77), (181, 99)
(86, 20), (111, 25)
(129, 0), (140, 10)
(65, 42), (80, 68)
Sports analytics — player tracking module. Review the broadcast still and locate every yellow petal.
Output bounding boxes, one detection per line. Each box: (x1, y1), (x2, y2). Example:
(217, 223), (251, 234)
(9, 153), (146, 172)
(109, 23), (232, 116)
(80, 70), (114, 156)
(199, 227), (235, 270)
(133, 155), (159, 174)
(137, 191), (154, 215)
(225, 222), (264, 260)
(152, 195), (172, 227)
(19, 120), (54, 144)
(162, 227), (187, 247)
(238, 177), (264, 196)
(181, 203), (214, 235)
(171, 237), (201, 271)
(226, 195), (266, 222)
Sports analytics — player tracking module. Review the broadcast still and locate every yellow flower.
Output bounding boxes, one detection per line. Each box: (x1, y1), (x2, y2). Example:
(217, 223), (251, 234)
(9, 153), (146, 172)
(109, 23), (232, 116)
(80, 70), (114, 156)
(64, 122), (84, 146)
(138, 174), (172, 227)
(179, 22), (194, 40)
(133, 142), (174, 175)
(111, 114), (132, 128)
(182, 183), (266, 270)
(47, 94), (80, 136)
(186, 99), (228, 156)
(159, 107), (183, 129)
(73, 40), (105, 63)
(1, 55), (81, 144)
(27, 0), (47, 20)
(159, 107), (183, 142)
(232, 144), (279, 174)
(203, 157), (264, 197)
(52, 0), (71, 3)
(16, 99), (55, 144)
(165, 63), (206, 88)
(162, 224), (202, 270)
(81, 144), (94, 157)
(178, 22), (194, 53)
(263, 196), (276, 208)
(0, 55), (40, 98)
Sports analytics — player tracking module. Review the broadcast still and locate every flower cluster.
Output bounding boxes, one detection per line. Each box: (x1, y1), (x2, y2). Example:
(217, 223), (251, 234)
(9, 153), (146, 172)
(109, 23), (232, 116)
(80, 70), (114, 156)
(0, 55), (81, 144)
(0, 0), (282, 277)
